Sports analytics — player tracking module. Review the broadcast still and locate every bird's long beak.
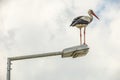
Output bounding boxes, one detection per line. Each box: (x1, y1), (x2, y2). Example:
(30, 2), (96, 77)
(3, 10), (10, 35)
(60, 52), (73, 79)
(92, 11), (99, 20)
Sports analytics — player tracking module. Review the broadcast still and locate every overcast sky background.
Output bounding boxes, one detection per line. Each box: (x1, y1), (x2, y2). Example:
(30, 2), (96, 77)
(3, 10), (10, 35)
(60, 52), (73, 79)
(0, 0), (120, 80)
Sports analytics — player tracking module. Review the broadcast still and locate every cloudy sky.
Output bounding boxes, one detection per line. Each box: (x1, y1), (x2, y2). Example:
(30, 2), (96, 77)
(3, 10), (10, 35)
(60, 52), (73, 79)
(0, 0), (120, 80)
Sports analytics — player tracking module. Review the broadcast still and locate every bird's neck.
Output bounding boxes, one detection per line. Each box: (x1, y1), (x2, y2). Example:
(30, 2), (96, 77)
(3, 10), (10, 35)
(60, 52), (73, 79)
(89, 13), (93, 19)
(88, 13), (93, 21)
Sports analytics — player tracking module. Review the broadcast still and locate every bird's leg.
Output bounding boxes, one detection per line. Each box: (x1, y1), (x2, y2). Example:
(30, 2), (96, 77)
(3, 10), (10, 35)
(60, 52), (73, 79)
(80, 28), (82, 45)
(84, 27), (86, 45)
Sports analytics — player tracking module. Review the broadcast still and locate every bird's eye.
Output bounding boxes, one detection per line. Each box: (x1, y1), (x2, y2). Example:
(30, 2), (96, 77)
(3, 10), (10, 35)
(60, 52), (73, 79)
(90, 10), (94, 13)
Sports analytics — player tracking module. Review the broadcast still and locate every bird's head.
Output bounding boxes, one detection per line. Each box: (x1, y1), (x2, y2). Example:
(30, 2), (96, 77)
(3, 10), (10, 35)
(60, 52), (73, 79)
(88, 9), (99, 20)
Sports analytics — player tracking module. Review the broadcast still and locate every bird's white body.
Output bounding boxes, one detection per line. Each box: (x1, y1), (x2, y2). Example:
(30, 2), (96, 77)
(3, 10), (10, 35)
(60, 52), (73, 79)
(75, 24), (87, 28)
(80, 16), (92, 22)
(75, 16), (92, 28)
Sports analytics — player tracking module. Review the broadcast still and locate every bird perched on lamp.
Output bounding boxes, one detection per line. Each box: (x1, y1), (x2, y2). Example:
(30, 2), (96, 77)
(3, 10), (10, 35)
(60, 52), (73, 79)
(70, 9), (99, 45)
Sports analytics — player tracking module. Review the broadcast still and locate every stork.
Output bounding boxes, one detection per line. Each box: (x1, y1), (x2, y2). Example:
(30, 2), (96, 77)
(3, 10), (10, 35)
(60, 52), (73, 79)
(70, 9), (99, 45)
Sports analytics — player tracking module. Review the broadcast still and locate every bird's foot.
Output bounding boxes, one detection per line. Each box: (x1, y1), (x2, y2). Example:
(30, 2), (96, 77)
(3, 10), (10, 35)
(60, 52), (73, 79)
(83, 43), (87, 46)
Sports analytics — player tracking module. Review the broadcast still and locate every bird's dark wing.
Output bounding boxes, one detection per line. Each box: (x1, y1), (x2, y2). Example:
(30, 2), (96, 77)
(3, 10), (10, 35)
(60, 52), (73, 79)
(70, 16), (83, 26)
(70, 16), (89, 26)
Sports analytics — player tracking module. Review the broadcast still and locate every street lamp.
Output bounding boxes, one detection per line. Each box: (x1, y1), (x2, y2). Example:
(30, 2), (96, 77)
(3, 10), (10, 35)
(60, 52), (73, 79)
(7, 44), (89, 80)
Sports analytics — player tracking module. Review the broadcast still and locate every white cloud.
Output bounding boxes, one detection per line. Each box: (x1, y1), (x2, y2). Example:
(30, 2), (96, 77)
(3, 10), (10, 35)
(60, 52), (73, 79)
(0, 0), (120, 80)
(0, 52), (6, 80)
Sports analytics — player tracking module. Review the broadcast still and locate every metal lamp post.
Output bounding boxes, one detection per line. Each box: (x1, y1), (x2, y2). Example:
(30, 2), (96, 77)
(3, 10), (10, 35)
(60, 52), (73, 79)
(7, 45), (89, 80)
